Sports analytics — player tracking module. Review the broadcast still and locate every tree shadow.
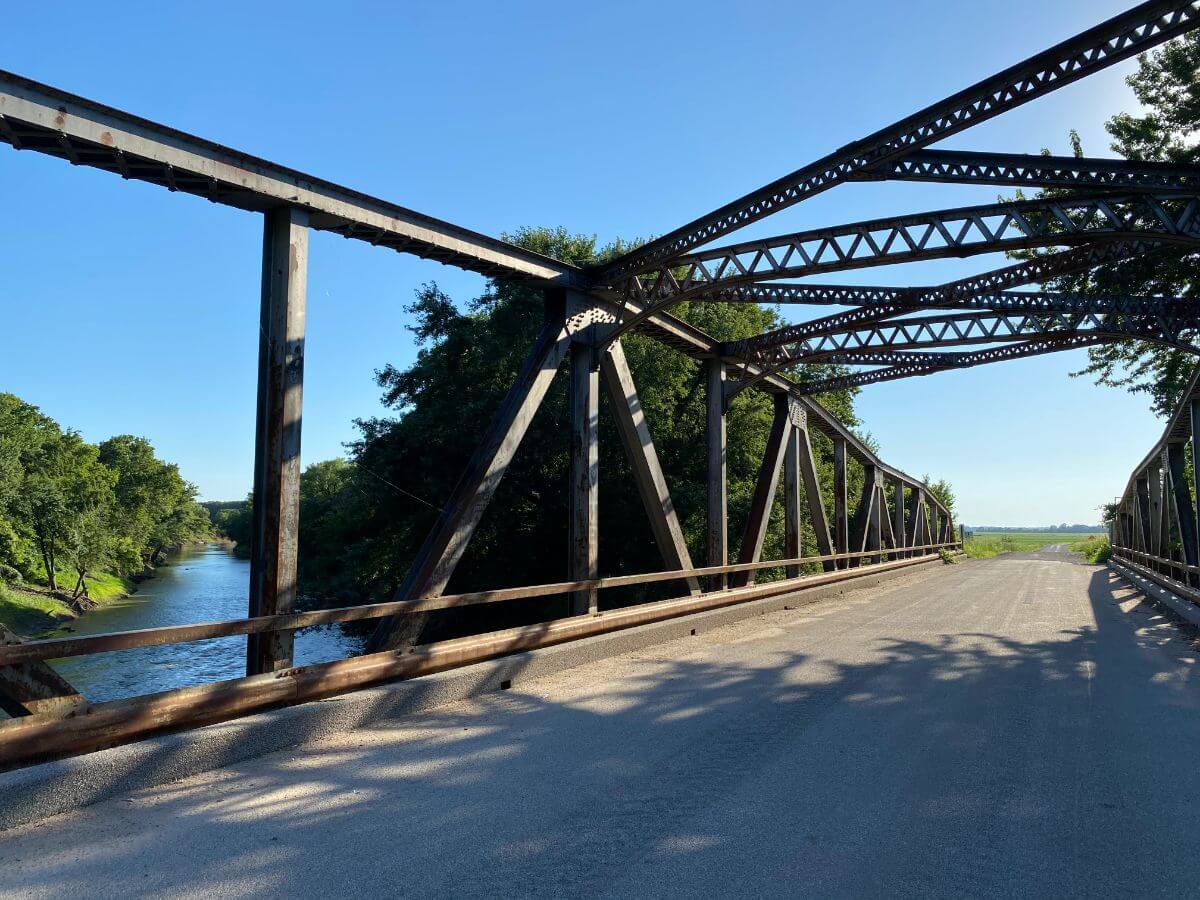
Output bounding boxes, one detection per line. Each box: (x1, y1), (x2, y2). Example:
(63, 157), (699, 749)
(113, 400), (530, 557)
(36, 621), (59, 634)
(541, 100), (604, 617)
(0, 561), (1198, 898)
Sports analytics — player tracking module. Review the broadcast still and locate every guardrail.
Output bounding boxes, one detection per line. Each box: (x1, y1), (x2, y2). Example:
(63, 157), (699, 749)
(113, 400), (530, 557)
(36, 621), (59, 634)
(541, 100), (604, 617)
(1110, 366), (1200, 601)
(0, 543), (958, 768)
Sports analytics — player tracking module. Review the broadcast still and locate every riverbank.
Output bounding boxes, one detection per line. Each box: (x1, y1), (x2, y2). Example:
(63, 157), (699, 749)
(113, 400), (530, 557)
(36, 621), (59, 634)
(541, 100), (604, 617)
(0, 573), (135, 638)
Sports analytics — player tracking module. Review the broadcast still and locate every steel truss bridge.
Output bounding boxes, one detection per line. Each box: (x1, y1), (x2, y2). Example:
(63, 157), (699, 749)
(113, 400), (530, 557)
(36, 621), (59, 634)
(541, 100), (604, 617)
(2, 1), (1200, 769)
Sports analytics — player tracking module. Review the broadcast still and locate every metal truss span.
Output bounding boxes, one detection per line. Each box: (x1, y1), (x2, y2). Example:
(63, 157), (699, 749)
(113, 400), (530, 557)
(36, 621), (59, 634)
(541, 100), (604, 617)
(599, 194), (1198, 346)
(630, 193), (1200, 303)
(599, 1), (1200, 281)
(861, 148), (1200, 193)
(743, 309), (1200, 364)
(793, 335), (1115, 394)
(730, 301), (1200, 360)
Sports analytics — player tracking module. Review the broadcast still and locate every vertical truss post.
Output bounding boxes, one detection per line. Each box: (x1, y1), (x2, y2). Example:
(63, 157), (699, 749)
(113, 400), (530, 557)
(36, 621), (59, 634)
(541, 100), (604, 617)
(849, 464), (877, 567)
(833, 438), (849, 568)
(1192, 398), (1200, 573)
(600, 341), (701, 595)
(868, 479), (883, 564)
(706, 358), (728, 589)
(907, 487), (923, 554)
(370, 291), (577, 651)
(1167, 444), (1196, 583)
(732, 395), (791, 588)
(795, 421), (836, 572)
(1148, 456), (1164, 571)
(569, 341), (599, 615)
(247, 206), (308, 676)
(891, 477), (906, 558)
(1135, 472), (1152, 556)
(783, 400), (806, 578)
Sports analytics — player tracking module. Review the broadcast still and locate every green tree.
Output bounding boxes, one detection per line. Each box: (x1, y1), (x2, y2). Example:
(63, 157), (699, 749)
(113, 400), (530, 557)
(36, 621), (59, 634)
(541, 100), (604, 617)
(921, 475), (956, 517)
(98, 435), (206, 566)
(1026, 34), (1200, 416)
(297, 227), (866, 622)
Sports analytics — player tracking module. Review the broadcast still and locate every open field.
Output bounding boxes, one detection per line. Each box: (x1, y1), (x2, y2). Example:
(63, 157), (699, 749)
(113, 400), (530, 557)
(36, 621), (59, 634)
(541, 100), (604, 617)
(963, 531), (1106, 560)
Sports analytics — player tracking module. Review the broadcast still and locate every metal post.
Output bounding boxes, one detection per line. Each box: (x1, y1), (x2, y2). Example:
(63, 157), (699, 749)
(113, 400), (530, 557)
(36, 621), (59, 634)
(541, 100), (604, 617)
(370, 291), (576, 651)
(795, 422), (835, 572)
(733, 395), (791, 587)
(600, 341), (700, 595)
(833, 438), (848, 568)
(892, 477), (906, 558)
(706, 359), (728, 589)
(849, 464), (877, 568)
(569, 342), (599, 615)
(247, 206), (308, 676)
(1191, 397), (1200, 573)
(868, 480), (882, 564)
(1148, 456), (1163, 571)
(783, 402), (804, 578)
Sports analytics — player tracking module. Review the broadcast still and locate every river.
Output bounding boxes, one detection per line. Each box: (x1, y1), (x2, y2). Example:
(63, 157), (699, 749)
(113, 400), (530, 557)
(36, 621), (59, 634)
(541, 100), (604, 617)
(51, 544), (365, 704)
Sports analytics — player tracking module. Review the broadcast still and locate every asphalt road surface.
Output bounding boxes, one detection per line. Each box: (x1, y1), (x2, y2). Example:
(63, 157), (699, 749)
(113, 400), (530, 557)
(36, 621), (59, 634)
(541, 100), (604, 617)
(2, 550), (1198, 898)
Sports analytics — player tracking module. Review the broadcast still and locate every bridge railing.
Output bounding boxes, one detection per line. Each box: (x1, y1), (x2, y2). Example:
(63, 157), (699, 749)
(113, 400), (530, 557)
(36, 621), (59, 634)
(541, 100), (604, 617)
(1110, 366), (1200, 602)
(0, 542), (958, 768)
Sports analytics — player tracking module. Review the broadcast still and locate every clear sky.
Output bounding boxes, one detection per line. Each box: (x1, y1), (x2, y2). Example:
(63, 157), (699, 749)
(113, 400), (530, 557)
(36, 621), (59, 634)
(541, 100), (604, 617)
(0, 0), (1170, 526)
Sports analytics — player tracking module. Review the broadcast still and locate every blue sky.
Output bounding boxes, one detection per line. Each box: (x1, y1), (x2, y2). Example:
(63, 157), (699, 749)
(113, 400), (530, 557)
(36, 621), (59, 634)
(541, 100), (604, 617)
(0, 0), (1170, 525)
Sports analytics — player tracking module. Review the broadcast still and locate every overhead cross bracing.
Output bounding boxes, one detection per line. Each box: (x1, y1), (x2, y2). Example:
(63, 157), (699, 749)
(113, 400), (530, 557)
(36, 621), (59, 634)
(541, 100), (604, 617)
(586, 1), (1200, 385)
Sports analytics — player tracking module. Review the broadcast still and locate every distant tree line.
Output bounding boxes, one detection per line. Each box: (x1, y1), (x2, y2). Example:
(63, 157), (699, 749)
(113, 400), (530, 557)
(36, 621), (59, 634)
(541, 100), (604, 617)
(0, 394), (210, 599)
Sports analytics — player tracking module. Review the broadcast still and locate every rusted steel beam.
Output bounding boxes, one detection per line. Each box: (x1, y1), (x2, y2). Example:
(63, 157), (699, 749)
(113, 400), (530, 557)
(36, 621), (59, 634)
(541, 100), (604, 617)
(0, 542), (958, 668)
(0, 551), (949, 769)
(0, 625), (87, 719)
(1149, 456), (1165, 565)
(891, 477), (906, 558)
(833, 439), (849, 569)
(783, 401), (805, 578)
(0, 72), (582, 284)
(618, 193), (1200, 329)
(849, 466), (878, 568)
(790, 335), (1120, 395)
(862, 148), (1200, 193)
(247, 207), (308, 676)
(719, 241), (1163, 398)
(1166, 446), (1195, 581)
(795, 424), (835, 572)
(370, 295), (578, 651)
(600, 341), (701, 595)
(1191, 398), (1200, 573)
(569, 342), (599, 615)
(706, 359), (729, 590)
(599, 0), (1200, 282)
(732, 396), (792, 588)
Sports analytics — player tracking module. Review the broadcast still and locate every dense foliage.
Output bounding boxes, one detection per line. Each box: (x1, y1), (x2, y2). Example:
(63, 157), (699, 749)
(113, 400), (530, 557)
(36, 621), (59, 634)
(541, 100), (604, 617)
(250, 228), (883, 613)
(0, 394), (209, 598)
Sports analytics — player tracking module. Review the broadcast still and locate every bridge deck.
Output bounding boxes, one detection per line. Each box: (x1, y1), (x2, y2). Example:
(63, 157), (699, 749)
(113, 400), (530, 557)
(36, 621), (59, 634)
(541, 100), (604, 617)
(3, 552), (1199, 898)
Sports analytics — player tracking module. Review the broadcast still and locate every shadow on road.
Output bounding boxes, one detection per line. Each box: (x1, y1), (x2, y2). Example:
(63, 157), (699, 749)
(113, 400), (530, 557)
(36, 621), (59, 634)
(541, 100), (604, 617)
(1, 561), (1198, 897)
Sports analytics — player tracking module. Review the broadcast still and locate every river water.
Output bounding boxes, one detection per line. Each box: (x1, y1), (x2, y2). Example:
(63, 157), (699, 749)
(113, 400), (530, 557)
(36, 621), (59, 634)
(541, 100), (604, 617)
(51, 544), (365, 703)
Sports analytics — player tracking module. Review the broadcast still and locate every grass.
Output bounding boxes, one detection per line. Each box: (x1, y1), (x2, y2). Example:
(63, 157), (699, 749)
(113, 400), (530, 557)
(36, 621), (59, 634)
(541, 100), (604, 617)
(0, 570), (135, 637)
(963, 531), (1109, 561)
(1068, 534), (1112, 563)
(0, 583), (74, 636)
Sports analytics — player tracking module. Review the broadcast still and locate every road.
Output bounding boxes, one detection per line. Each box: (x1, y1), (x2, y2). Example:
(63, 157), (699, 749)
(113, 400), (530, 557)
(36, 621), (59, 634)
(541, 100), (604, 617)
(2, 551), (1199, 898)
